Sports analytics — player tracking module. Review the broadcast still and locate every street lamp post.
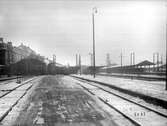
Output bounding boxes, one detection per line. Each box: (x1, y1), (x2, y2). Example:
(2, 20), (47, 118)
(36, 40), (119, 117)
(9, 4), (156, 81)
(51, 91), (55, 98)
(165, 4), (167, 90)
(89, 53), (93, 75)
(92, 7), (97, 78)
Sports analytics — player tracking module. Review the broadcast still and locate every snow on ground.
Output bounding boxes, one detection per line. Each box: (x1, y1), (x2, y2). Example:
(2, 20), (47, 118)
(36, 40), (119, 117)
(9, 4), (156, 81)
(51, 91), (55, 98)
(92, 81), (167, 116)
(0, 76), (43, 126)
(0, 77), (36, 91)
(73, 74), (167, 101)
(0, 82), (22, 91)
(4, 75), (117, 126)
(93, 90), (167, 126)
(0, 77), (41, 126)
(71, 78), (167, 126)
(99, 73), (166, 78)
(1, 75), (166, 126)
(0, 80), (15, 85)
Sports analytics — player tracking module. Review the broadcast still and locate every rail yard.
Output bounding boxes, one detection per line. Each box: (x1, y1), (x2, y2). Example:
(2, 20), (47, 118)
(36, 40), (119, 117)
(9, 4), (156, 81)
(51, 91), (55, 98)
(0, 75), (166, 126)
(0, 0), (166, 126)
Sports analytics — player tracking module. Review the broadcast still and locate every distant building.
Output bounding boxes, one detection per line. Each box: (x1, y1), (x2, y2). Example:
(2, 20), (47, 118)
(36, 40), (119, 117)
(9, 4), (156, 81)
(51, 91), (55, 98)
(0, 37), (44, 66)
(17, 43), (36, 56)
(0, 38), (14, 65)
(13, 43), (37, 63)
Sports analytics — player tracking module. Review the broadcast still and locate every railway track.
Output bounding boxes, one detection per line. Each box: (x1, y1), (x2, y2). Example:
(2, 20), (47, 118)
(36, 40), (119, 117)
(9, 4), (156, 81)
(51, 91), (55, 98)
(0, 76), (22, 82)
(0, 76), (40, 122)
(0, 79), (15, 85)
(73, 77), (167, 126)
(72, 75), (167, 109)
(0, 76), (24, 85)
(0, 77), (37, 98)
(97, 73), (166, 81)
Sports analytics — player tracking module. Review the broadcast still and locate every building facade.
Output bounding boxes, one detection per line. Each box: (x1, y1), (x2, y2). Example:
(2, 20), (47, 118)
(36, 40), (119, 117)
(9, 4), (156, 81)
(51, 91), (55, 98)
(0, 37), (44, 66)
(0, 38), (14, 65)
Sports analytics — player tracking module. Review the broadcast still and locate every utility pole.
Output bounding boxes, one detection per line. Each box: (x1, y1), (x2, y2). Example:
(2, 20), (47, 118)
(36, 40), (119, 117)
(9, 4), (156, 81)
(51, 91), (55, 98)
(92, 7), (97, 78)
(157, 52), (159, 72)
(79, 54), (81, 75)
(76, 54), (78, 66)
(153, 52), (159, 72)
(120, 52), (123, 67)
(53, 54), (56, 74)
(153, 53), (155, 71)
(55, 55), (56, 67)
(91, 53), (93, 66)
(53, 54), (56, 66)
(89, 53), (93, 66)
(53, 55), (54, 64)
(153, 53), (155, 63)
(130, 52), (135, 66)
(130, 53), (132, 66)
(89, 53), (93, 75)
(161, 54), (163, 65)
(106, 53), (111, 67)
(133, 52), (135, 65)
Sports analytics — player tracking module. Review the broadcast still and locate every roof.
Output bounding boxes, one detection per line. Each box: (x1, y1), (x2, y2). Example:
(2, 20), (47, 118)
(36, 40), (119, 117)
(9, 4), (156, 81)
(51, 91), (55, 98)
(159, 64), (166, 68)
(136, 60), (155, 66)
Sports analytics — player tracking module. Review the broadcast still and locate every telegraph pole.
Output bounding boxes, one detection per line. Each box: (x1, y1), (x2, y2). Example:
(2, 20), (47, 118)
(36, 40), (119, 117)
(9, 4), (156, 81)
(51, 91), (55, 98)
(157, 52), (159, 72)
(53, 54), (56, 66)
(161, 54), (163, 65)
(153, 53), (155, 71)
(120, 52), (122, 67)
(130, 52), (135, 66)
(130, 53), (132, 65)
(133, 52), (135, 65)
(92, 7), (97, 78)
(153, 53), (155, 63)
(106, 53), (111, 67)
(89, 53), (93, 66)
(76, 54), (78, 66)
(79, 54), (81, 75)
(55, 55), (56, 67)
(53, 55), (54, 64)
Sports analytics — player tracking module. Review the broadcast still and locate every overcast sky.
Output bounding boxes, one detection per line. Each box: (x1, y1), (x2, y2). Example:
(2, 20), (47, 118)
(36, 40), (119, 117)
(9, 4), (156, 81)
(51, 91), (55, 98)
(0, 0), (166, 66)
